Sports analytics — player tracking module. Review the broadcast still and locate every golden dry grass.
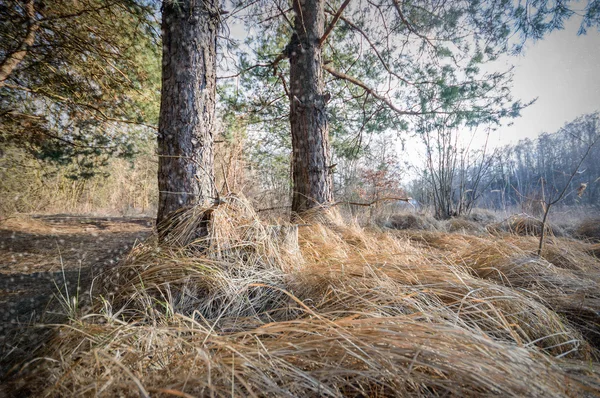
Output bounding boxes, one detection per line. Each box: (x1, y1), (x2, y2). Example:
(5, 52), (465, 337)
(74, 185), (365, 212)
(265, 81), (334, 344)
(4, 197), (600, 397)
(587, 243), (600, 258)
(378, 213), (441, 231)
(487, 214), (564, 237)
(444, 217), (486, 234)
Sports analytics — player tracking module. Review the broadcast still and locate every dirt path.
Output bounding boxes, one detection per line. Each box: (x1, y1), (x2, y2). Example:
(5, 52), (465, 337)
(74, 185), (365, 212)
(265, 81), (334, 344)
(0, 215), (153, 375)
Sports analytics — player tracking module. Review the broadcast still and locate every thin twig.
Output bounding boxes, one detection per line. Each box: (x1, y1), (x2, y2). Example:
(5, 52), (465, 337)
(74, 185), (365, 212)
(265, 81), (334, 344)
(333, 197), (413, 207)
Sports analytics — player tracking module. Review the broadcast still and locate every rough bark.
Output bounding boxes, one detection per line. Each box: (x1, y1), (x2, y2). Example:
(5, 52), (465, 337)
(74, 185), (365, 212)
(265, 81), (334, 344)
(289, 0), (334, 215)
(157, 0), (219, 230)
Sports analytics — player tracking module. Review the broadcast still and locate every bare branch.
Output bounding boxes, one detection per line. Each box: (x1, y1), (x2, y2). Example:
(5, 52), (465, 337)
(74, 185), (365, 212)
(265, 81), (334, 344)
(319, 0), (352, 47)
(218, 51), (289, 81)
(537, 132), (600, 255)
(218, 62), (274, 80)
(549, 134), (600, 207)
(333, 196), (413, 207)
(260, 7), (293, 24)
(328, 12), (415, 86)
(277, 71), (291, 100)
(272, 0), (295, 29)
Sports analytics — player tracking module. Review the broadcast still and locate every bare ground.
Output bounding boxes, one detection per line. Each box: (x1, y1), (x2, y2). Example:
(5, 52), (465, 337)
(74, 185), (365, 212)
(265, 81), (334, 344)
(0, 215), (153, 376)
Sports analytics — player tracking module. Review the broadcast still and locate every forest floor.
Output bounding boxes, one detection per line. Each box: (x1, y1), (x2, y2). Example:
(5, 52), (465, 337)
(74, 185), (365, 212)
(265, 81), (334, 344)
(0, 215), (153, 375)
(1, 204), (600, 397)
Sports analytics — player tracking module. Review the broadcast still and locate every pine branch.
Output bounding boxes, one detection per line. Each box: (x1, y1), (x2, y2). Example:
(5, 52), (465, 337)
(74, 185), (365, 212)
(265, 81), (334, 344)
(319, 0), (352, 47)
(322, 64), (433, 116)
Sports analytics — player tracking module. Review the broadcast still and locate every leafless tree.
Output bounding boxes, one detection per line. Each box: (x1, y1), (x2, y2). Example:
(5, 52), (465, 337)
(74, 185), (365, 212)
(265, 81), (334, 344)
(537, 131), (600, 255)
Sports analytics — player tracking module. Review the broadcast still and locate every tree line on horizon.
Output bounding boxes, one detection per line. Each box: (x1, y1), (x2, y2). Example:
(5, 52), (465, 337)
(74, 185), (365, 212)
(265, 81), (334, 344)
(409, 112), (600, 218)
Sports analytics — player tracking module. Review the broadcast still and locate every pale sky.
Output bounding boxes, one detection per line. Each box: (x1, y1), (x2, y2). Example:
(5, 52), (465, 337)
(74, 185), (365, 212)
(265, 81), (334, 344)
(400, 17), (600, 177)
(490, 17), (600, 146)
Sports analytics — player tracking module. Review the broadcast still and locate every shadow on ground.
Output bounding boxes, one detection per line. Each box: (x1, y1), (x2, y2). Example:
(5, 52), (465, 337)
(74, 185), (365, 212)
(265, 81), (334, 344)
(0, 215), (153, 376)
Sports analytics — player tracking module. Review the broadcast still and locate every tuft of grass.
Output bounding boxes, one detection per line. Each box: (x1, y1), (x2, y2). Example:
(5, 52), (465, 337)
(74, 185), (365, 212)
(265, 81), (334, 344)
(464, 209), (499, 224)
(444, 217), (486, 234)
(576, 218), (600, 242)
(378, 212), (442, 231)
(487, 214), (564, 237)
(587, 243), (600, 258)
(12, 316), (600, 398)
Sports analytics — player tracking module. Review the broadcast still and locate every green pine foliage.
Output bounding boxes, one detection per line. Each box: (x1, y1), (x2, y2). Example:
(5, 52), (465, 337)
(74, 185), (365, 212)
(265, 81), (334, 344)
(0, 0), (160, 179)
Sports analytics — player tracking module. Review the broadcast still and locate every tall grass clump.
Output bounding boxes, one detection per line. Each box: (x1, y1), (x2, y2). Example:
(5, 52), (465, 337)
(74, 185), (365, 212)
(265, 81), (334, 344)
(96, 195), (301, 330)
(378, 212), (441, 231)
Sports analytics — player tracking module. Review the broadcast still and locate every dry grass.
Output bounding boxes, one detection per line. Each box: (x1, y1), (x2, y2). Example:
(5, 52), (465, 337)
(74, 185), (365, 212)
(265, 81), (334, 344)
(4, 197), (600, 397)
(0, 147), (158, 218)
(587, 243), (600, 258)
(487, 214), (564, 237)
(464, 209), (499, 224)
(444, 217), (486, 234)
(378, 212), (441, 231)
(10, 316), (600, 398)
(576, 218), (600, 242)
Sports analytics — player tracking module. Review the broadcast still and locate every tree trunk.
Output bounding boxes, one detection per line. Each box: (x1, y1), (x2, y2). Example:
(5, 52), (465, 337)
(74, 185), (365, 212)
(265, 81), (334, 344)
(157, 0), (219, 230)
(289, 0), (333, 215)
(0, 0), (39, 87)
